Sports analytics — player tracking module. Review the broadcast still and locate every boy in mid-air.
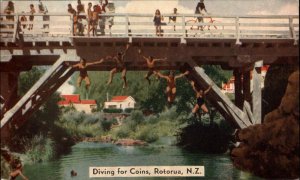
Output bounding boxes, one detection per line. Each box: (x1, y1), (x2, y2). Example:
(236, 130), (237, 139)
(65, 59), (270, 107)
(106, 43), (130, 88)
(67, 57), (108, 90)
(138, 49), (167, 84)
(156, 70), (189, 104)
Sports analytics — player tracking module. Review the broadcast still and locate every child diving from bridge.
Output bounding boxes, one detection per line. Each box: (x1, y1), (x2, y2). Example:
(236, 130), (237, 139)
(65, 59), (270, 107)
(67, 57), (108, 90)
(106, 43), (130, 88)
(190, 80), (212, 116)
(138, 49), (167, 85)
(157, 70), (189, 104)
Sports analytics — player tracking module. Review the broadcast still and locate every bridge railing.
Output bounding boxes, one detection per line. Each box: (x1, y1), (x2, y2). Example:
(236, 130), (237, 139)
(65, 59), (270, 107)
(0, 13), (73, 42)
(0, 13), (298, 43)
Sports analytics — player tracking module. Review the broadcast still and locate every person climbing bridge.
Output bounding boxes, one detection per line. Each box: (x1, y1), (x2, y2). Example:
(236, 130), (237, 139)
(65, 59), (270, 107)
(106, 43), (130, 88)
(67, 57), (108, 90)
(1, 148), (28, 180)
(190, 80), (212, 117)
(138, 48), (167, 85)
(156, 70), (189, 104)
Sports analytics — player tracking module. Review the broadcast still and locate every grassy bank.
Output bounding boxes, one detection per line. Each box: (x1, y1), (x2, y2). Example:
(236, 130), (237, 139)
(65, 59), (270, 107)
(55, 107), (182, 144)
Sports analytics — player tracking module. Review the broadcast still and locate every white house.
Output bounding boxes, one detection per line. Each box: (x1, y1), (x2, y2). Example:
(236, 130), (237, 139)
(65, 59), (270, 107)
(221, 66), (269, 94)
(104, 96), (135, 110)
(58, 94), (97, 114)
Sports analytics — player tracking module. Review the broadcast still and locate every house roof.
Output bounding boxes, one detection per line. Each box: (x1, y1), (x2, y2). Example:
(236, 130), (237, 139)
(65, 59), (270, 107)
(111, 96), (129, 102)
(58, 94), (97, 105)
(81, 100), (97, 104)
(106, 96), (136, 103)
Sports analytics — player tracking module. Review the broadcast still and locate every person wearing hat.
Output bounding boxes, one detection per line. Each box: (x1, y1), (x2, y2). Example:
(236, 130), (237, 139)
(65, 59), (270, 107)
(106, 43), (130, 88)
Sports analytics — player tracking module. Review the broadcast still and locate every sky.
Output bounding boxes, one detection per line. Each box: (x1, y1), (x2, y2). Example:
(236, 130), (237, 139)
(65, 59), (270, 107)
(0, 0), (299, 15)
(0, 0), (299, 95)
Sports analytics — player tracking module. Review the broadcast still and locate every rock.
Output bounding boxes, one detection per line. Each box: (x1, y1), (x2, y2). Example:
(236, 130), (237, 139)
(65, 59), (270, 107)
(114, 139), (147, 146)
(231, 70), (299, 179)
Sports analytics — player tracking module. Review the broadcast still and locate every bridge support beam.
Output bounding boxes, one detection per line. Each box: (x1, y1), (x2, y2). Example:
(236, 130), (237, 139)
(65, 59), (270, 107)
(0, 72), (19, 116)
(233, 70), (243, 109)
(243, 71), (251, 104)
(187, 60), (252, 129)
(252, 60), (263, 124)
(1, 54), (79, 142)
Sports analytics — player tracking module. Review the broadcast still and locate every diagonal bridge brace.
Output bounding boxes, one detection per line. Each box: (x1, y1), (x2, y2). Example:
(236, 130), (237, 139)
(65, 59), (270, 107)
(1, 54), (80, 138)
(186, 60), (253, 129)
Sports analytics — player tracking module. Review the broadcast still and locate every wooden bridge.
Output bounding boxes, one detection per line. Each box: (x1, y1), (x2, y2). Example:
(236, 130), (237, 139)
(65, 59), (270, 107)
(0, 13), (299, 140)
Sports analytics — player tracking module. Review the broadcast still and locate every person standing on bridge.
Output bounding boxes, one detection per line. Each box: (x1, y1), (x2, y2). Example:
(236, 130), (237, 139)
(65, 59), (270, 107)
(28, 4), (36, 31)
(106, 43), (130, 88)
(4, 1), (14, 29)
(169, 8), (178, 31)
(195, 0), (207, 30)
(87, 2), (93, 36)
(38, 0), (49, 30)
(68, 4), (77, 35)
(67, 57), (108, 90)
(156, 70), (189, 104)
(138, 49), (167, 85)
(153, 9), (164, 36)
(190, 80), (212, 116)
(98, 0), (108, 36)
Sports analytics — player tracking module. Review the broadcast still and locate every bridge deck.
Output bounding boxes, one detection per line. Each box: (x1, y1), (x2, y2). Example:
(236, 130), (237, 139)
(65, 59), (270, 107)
(1, 13), (299, 69)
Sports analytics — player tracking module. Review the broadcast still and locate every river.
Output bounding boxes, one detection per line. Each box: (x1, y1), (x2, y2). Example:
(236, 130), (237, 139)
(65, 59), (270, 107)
(23, 137), (261, 180)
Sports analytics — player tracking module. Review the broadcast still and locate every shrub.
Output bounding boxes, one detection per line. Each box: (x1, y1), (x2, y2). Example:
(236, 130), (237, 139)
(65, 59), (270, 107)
(129, 110), (144, 124)
(136, 126), (159, 143)
(24, 134), (54, 163)
(124, 108), (134, 113)
(100, 118), (114, 131)
(116, 125), (131, 138)
(103, 108), (123, 113)
(145, 115), (159, 124)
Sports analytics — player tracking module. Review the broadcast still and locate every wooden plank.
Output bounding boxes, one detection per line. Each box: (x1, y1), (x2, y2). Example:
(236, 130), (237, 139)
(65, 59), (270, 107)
(187, 60), (252, 128)
(0, 54), (79, 128)
(252, 60), (263, 124)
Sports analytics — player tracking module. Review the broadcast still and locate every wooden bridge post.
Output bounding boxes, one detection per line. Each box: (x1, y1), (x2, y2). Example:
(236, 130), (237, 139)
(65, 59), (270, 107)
(243, 71), (251, 104)
(252, 60), (263, 124)
(233, 69), (243, 109)
(0, 72), (19, 115)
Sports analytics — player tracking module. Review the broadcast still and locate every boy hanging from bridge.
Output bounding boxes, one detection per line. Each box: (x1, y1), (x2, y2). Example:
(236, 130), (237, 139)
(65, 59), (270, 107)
(156, 70), (189, 104)
(138, 48), (167, 85)
(190, 80), (212, 117)
(66, 57), (108, 90)
(106, 43), (130, 88)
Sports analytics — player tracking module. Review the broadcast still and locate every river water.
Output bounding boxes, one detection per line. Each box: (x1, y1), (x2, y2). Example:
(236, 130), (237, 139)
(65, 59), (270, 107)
(23, 137), (261, 180)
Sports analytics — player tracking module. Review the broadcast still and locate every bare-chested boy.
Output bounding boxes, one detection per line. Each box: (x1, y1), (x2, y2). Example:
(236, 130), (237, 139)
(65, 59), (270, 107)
(106, 43), (130, 88)
(87, 2), (93, 36)
(190, 80), (212, 116)
(138, 49), (167, 84)
(67, 57), (107, 90)
(90, 5), (99, 36)
(157, 70), (189, 104)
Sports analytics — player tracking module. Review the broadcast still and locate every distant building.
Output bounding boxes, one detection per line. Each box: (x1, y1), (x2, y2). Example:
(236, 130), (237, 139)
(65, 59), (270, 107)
(58, 94), (97, 113)
(221, 66), (269, 94)
(104, 96), (135, 110)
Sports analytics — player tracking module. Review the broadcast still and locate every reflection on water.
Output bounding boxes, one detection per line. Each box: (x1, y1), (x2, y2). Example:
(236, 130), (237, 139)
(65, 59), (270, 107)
(23, 138), (261, 180)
